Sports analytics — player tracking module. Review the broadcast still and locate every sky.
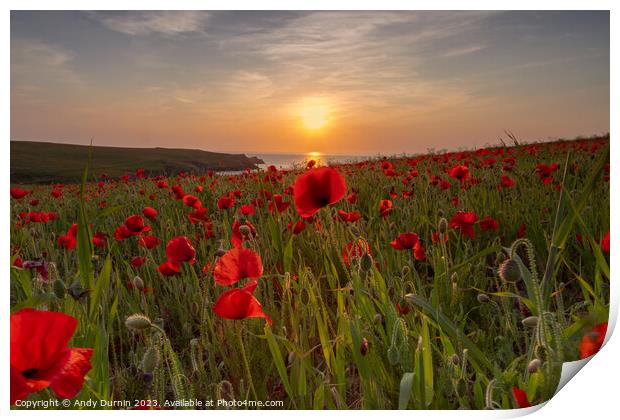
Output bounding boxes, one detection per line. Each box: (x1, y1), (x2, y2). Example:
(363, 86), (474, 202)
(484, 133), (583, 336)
(10, 11), (610, 155)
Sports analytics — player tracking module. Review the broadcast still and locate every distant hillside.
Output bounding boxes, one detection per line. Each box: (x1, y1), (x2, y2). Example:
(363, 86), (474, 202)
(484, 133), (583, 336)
(11, 141), (264, 184)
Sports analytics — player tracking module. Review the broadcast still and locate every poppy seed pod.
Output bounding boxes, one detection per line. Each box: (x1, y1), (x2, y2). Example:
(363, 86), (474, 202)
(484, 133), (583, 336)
(499, 259), (521, 282)
(477, 293), (490, 303)
(360, 337), (369, 356)
(451, 354), (460, 365)
(125, 314), (152, 331)
(132, 275), (145, 290)
(522, 316), (539, 328)
(373, 313), (383, 325)
(528, 358), (541, 373)
(239, 224), (252, 238)
(438, 217), (448, 233)
(52, 279), (66, 299)
(141, 346), (160, 374)
(360, 253), (373, 272)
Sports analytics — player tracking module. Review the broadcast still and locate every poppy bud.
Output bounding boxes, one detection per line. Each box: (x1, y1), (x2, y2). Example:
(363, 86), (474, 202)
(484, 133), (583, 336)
(438, 217), (448, 233)
(477, 293), (490, 303)
(125, 314), (152, 331)
(360, 337), (369, 356)
(387, 346), (400, 365)
(528, 358), (541, 373)
(451, 354), (460, 365)
(499, 259), (521, 282)
(52, 279), (66, 299)
(438, 209), (445, 217)
(215, 245), (227, 257)
(451, 272), (458, 283)
(142, 346), (161, 374)
(132, 275), (145, 290)
(142, 372), (153, 383)
(287, 352), (295, 366)
(373, 313), (383, 325)
(522, 316), (539, 328)
(359, 253), (373, 273)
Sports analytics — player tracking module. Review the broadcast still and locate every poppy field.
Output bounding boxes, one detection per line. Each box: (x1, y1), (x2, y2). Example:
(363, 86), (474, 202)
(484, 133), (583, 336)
(10, 136), (610, 410)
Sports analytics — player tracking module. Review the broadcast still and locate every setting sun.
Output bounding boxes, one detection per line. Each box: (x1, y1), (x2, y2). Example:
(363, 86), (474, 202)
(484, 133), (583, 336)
(297, 97), (331, 130)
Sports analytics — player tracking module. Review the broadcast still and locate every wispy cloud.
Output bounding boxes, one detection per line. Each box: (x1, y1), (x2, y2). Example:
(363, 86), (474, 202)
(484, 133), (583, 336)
(92, 11), (210, 36)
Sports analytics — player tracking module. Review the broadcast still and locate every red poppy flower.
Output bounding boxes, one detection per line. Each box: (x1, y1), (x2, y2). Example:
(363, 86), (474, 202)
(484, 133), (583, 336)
(29, 199), (39, 206)
(11, 188), (29, 199)
(449, 211), (478, 238)
(448, 165), (469, 182)
(92, 231), (107, 248)
(306, 159), (316, 169)
(213, 280), (272, 325)
(139, 235), (160, 249)
(287, 220), (306, 235)
(390, 232), (419, 250)
(58, 224), (78, 250)
(10, 309), (93, 405)
(165, 236), (196, 265)
(337, 210), (361, 223)
(269, 194), (290, 214)
(500, 175), (515, 189)
(579, 322), (607, 359)
(342, 239), (371, 267)
(142, 207), (158, 221)
(379, 199), (393, 218)
(188, 207), (210, 224)
(347, 192), (357, 204)
(214, 247), (264, 286)
(480, 216), (499, 232)
(114, 225), (132, 241)
(511, 386), (531, 408)
(432, 231), (449, 244)
(124, 215), (151, 235)
(131, 256), (147, 267)
(413, 242), (426, 261)
(182, 194), (202, 209)
(157, 260), (180, 276)
(293, 167), (346, 218)
(517, 223), (527, 238)
(239, 204), (255, 216)
(217, 195), (235, 210)
(601, 230), (610, 253)
(51, 189), (62, 198)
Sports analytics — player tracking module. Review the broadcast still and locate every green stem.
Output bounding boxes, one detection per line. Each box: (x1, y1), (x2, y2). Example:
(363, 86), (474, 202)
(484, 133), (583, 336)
(237, 325), (258, 401)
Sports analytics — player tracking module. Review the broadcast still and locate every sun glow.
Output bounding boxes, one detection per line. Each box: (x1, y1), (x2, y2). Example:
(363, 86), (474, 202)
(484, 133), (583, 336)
(297, 97), (332, 130)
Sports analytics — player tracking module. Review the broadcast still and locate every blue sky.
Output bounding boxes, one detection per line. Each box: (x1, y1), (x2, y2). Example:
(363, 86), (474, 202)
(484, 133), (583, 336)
(10, 11), (609, 154)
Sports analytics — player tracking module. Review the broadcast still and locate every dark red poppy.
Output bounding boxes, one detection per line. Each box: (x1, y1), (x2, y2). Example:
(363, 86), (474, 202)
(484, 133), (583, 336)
(92, 231), (107, 248)
(214, 247), (263, 286)
(413, 242), (426, 261)
(517, 223), (526, 238)
(11, 187), (30, 199)
(379, 199), (393, 218)
(165, 236), (196, 265)
(239, 204), (255, 216)
(347, 192), (357, 204)
(51, 189), (62, 198)
(131, 256), (147, 268)
(449, 211), (478, 238)
(213, 280), (272, 325)
(58, 224), (78, 250)
(142, 207), (158, 221)
(182, 194), (202, 209)
(29, 199), (39, 206)
(157, 260), (180, 276)
(188, 207), (210, 224)
(500, 175), (515, 189)
(287, 220), (306, 235)
(601, 230), (610, 253)
(293, 167), (346, 218)
(114, 225), (132, 241)
(10, 309), (93, 405)
(511, 386), (531, 408)
(479, 216), (499, 232)
(390, 232), (419, 250)
(448, 165), (469, 182)
(306, 159), (316, 169)
(579, 322), (607, 359)
(269, 194), (290, 214)
(217, 195), (235, 210)
(139, 235), (160, 249)
(337, 210), (361, 223)
(124, 215), (151, 235)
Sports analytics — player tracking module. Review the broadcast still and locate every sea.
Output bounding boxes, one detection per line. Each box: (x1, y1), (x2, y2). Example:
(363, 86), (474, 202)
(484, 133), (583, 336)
(247, 152), (374, 171)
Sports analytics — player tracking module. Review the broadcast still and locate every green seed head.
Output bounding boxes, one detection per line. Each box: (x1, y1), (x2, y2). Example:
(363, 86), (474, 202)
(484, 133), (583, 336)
(359, 253), (373, 272)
